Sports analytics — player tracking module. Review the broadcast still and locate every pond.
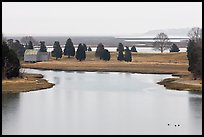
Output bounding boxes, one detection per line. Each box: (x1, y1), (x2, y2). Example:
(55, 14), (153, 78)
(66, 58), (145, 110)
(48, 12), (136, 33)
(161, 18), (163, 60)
(2, 69), (202, 135)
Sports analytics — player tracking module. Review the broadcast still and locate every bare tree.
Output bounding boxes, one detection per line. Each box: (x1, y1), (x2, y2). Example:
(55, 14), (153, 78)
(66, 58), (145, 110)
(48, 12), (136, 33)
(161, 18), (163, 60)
(20, 36), (38, 46)
(188, 27), (202, 47)
(153, 32), (171, 53)
(187, 27), (202, 79)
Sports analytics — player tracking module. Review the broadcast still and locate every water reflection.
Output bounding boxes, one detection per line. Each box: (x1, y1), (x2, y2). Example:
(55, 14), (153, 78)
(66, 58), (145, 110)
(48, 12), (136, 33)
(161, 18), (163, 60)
(2, 93), (20, 115)
(2, 69), (202, 135)
(2, 93), (20, 134)
(53, 76), (60, 85)
(187, 96), (202, 135)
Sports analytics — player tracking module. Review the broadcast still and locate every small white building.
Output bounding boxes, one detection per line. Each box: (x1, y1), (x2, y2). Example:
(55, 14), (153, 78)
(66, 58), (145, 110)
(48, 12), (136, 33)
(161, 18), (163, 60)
(24, 49), (49, 62)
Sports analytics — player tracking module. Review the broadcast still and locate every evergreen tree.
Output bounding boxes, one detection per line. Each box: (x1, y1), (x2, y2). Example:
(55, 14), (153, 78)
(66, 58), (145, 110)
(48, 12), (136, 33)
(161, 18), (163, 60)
(88, 47), (92, 51)
(101, 49), (110, 61)
(170, 43), (180, 52)
(117, 43), (124, 52)
(117, 51), (124, 61)
(131, 46), (137, 52)
(76, 43), (86, 61)
(39, 41), (47, 52)
(2, 41), (20, 79)
(26, 41), (34, 49)
(124, 46), (132, 62)
(7, 40), (25, 60)
(95, 43), (104, 59)
(187, 40), (202, 79)
(6, 49), (20, 78)
(187, 27), (202, 79)
(52, 41), (62, 60)
(82, 43), (87, 51)
(7, 39), (14, 49)
(64, 38), (75, 58)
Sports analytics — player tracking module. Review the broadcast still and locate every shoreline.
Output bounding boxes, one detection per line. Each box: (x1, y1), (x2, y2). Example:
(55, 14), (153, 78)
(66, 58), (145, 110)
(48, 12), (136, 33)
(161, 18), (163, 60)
(21, 66), (175, 74)
(19, 52), (202, 92)
(2, 73), (55, 94)
(21, 66), (202, 92)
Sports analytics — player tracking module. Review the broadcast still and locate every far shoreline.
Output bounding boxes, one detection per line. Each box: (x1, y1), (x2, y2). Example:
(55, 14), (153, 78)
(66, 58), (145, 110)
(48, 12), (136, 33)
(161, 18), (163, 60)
(19, 52), (202, 93)
(21, 66), (175, 75)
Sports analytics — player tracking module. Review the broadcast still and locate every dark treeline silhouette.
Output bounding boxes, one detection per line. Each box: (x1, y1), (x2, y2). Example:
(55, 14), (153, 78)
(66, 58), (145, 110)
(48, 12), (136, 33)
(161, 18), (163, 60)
(39, 41), (47, 52)
(7, 39), (25, 60)
(95, 43), (111, 61)
(2, 41), (20, 79)
(101, 49), (111, 61)
(117, 51), (124, 61)
(124, 46), (132, 62)
(117, 43), (132, 62)
(64, 38), (75, 58)
(76, 43), (86, 61)
(117, 43), (124, 52)
(187, 27), (202, 80)
(131, 46), (137, 52)
(170, 43), (180, 52)
(25, 41), (34, 49)
(88, 47), (92, 51)
(82, 43), (87, 51)
(95, 43), (104, 59)
(52, 41), (62, 60)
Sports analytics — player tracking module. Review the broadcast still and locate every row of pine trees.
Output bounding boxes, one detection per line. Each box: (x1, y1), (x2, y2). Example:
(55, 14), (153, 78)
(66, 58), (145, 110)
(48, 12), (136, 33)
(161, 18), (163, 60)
(51, 38), (135, 62)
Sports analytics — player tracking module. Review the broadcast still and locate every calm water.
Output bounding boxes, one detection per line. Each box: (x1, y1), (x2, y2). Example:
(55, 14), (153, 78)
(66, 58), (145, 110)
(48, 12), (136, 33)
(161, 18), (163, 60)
(2, 69), (202, 135)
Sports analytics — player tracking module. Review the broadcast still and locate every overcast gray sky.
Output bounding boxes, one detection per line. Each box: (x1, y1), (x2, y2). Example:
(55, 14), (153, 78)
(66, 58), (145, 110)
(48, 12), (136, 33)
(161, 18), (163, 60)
(2, 2), (202, 36)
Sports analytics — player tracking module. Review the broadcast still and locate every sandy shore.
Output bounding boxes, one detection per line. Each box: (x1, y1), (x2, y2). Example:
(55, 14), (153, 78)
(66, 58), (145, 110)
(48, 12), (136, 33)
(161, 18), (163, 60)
(20, 52), (201, 92)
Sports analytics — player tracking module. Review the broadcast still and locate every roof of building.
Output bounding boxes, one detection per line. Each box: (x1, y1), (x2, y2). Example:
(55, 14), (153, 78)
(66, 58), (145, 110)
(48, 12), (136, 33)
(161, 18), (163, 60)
(24, 49), (39, 55)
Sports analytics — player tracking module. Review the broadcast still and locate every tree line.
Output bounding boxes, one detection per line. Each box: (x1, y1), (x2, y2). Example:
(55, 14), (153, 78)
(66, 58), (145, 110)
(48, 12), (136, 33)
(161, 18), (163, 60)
(51, 39), (135, 62)
(2, 27), (202, 80)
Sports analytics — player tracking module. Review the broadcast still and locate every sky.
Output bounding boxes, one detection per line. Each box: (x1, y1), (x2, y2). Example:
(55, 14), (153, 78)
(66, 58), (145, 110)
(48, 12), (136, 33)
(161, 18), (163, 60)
(2, 2), (202, 36)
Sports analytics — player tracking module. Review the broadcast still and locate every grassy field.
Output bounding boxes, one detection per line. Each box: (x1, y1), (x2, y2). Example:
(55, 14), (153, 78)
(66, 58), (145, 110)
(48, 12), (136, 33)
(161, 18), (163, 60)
(2, 73), (55, 94)
(22, 52), (189, 74)
(19, 51), (202, 92)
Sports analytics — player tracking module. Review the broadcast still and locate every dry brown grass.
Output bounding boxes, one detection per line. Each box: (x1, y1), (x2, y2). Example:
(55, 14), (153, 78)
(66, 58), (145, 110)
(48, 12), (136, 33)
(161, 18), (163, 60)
(158, 77), (202, 92)
(22, 52), (188, 74)
(2, 73), (54, 94)
(20, 51), (202, 92)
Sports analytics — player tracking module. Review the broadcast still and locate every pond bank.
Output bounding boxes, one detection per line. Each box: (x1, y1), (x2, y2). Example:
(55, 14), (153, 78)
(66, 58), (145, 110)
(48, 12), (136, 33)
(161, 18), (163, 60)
(2, 73), (55, 94)
(19, 52), (202, 92)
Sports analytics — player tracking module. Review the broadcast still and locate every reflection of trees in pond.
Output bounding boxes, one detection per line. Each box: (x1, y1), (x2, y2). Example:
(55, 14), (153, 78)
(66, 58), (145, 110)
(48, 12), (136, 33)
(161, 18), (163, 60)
(2, 94), (20, 114)
(2, 93), (20, 131)
(188, 96), (202, 118)
(187, 95), (202, 134)
(53, 76), (60, 85)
